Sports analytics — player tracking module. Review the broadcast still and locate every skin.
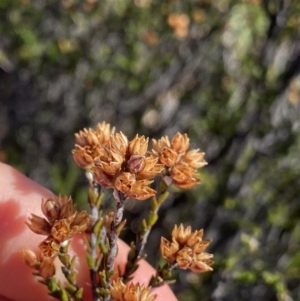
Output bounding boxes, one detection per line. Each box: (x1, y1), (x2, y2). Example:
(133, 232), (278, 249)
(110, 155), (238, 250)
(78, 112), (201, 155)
(0, 162), (177, 301)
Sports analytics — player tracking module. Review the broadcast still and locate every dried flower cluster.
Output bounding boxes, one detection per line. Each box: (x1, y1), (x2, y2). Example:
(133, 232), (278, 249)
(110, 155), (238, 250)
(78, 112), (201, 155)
(110, 279), (156, 301)
(152, 133), (207, 189)
(160, 224), (213, 273)
(22, 249), (56, 280)
(26, 195), (90, 259)
(72, 122), (164, 200)
(21, 121), (213, 301)
(73, 122), (207, 199)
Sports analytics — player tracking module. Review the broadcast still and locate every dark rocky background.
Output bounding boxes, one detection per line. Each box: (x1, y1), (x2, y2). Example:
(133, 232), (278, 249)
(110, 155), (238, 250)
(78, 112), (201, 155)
(1, 0), (300, 300)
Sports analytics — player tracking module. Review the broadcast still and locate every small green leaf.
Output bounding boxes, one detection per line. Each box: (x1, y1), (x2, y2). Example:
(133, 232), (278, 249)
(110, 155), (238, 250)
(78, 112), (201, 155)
(65, 284), (77, 294)
(60, 288), (69, 301)
(86, 253), (95, 268)
(48, 277), (58, 291)
(75, 288), (84, 299)
(147, 213), (158, 226)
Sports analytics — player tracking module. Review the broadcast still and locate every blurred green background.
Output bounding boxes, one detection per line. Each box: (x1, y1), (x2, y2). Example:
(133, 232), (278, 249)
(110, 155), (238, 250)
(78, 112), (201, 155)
(1, 0), (300, 300)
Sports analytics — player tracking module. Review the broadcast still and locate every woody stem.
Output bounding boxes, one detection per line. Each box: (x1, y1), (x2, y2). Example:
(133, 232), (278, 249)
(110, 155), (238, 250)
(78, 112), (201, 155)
(90, 180), (101, 301)
(137, 202), (161, 257)
(103, 191), (125, 301)
(107, 190), (126, 272)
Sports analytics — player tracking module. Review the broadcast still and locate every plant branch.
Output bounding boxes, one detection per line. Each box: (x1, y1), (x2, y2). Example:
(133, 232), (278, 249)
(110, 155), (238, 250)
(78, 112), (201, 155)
(87, 175), (101, 301)
(123, 180), (169, 280)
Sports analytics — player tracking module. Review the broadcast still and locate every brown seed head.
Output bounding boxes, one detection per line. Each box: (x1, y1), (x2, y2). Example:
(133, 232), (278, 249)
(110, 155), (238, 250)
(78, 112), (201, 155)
(160, 147), (178, 167)
(110, 279), (156, 301)
(42, 195), (76, 224)
(110, 148), (126, 166)
(41, 197), (60, 222)
(161, 224), (213, 273)
(100, 160), (122, 176)
(182, 150), (207, 169)
(172, 224), (192, 246)
(72, 145), (95, 169)
(94, 167), (114, 187)
(128, 179), (156, 201)
(39, 257), (56, 280)
(160, 237), (179, 264)
(190, 253), (214, 273)
(21, 249), (39, 268)
(176, 246), (193, 269)
(95, 121), (115, 145)
(114, 172), (136, 194)
(39, 236), (60, 258)
(74, 128), (98, 147)
(72, 122), (115, 169)
(111, 132), (128, 156)
(171, 132), (190, 155)
(137, 155), (164, 180)
(151, 136), (171, 156)
(51, 219), (71, 242)
(170, 163), (200, 189)
(71, 210), (91, 234)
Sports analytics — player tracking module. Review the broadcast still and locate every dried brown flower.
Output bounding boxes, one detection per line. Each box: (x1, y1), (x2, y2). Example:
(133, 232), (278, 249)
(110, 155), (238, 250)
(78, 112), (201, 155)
(26, 214), (52, 235)
(72, 121), (115, 169)
(160, 237), (179, 264)
(128, 135), (148, 156)
(51, 219), (71, 242)
(128, 180), (156, 201)
(190, 252), (214, 273)
(21, 249), (56, 280)
(110, 279), (156, 301)
(137, 155), (164, 180)
(115, 173), (156, 201)
(152, 132), (207, 189)
(27, 195), (90, 257)
(115, 172), (136, 194)
(41, 195), (76, 224)
(39, 236), (60, 257)
(182, 149), (207, 169)
(39, 256), (56, 280)
(21, 249), (39, 268)
(170, 163), (200, 189)
(160, 224), (213, 273)
(73, 123), (164, 200)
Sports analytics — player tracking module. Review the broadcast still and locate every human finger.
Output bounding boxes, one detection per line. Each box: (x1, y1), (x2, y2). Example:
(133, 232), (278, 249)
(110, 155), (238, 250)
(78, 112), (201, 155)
(0, 163), (177, 301)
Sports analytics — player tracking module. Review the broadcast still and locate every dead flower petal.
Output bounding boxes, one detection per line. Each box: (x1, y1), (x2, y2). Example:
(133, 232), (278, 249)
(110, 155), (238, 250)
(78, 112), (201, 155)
(172, 223), (192, 246)
(182, 149), (207, 169)
(129, 135), (149, 156)
(171, 132), (190, 154)
(160, 237), (179, 264)
(26, 214), (51, 235)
